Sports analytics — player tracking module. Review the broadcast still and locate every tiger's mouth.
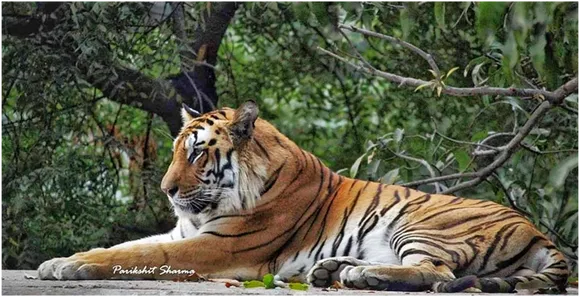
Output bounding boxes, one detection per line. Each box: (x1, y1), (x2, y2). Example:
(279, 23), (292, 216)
(170, 189), (221, 214)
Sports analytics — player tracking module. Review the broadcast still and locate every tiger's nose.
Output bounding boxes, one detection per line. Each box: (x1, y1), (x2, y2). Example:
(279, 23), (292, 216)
(163, 186), (179, 198)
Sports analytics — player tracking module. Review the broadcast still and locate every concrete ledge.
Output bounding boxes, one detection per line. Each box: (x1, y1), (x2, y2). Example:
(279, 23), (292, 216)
(2, 270), (577, 295)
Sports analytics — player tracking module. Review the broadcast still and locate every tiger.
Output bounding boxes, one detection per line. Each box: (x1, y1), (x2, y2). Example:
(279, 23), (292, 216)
(38, 101), (569, 293)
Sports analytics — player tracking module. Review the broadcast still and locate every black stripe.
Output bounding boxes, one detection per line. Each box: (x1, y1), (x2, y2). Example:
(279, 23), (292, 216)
(358, 214), (379, 242)
(409, 193), (431, 205)
(260, 161), (285, 196)
(358, 184), (382, 227)
(308, 171), (336, 256)
(380, 189), (401, 216)
(404, 187), (411, 199)
(235, 169), (330, 255)
(395, 237), (461, 264)
(274, 136), (286, 149)
(307, 176), (343, 248)
(342, 236), (353, 256)
(410, 204), (503, 227)
(478, 222), (522, 272)
(400, 248), (440, 260)
(254, 139), (270, 159)
(331, 187), (363, 257)
(499, 224), (521, 251)
(392, 212), (521, 250)
(292, 251), (300, 261)
(203, 227), (267, 238)
(480, 236), (544, 277)
(179, 221), (185, 238)
(314, 239), (326, 260)
(267, 175), (341, 271)
(205, 214), (251, 224)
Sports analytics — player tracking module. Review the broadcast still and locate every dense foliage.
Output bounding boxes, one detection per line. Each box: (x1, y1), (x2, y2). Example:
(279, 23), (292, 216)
(2, 2), (577, 275)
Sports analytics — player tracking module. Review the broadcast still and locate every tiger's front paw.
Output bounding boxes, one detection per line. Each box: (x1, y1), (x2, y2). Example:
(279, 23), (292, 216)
(38, 248), (110, 280)
(340, 266), (383, 290)
(307, 256), (372, 288)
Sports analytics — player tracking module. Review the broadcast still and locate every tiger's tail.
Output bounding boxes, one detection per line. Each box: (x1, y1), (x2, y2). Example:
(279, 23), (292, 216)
(433, 248), (569, 293)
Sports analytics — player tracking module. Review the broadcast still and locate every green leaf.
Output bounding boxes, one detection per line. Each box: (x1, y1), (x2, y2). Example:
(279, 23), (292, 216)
(394, 128), (404, 143)
(243, 280), (265, 288)
(289, 283), (309, 291)
(529, 33), (547, 77)
(350, 153), (366, 178)
(475, 2), (508, 44)
(379, 168), (399, 185)
(549, 155), (578, 189)
(503, 31), (519, 69)
(471, 130), (488, 142)
(399, 8), (411, 40)
(501, 31), (518, 83)
(434, 3), (445, 29)
(454, 150), (471, 172)
(367, 159), (381, 178)
(292, 3), (311, 24)
(262, 274), (275, 289)
(511, 3), (529, 46)
(414, 82), (433, 92)
(445, 67), (459, 79)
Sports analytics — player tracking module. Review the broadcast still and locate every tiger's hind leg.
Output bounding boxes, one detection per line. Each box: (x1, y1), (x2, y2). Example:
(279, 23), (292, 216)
(339, 258), (471, 291)
(307, 257), (378, 288)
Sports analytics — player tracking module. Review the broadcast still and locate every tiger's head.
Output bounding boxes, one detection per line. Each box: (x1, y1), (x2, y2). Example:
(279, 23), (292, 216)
(160, 101), (269, 219)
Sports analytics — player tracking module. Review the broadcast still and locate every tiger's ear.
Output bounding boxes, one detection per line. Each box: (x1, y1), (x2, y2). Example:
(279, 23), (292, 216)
(181, 103), (201, 124)
(229, 100), (259, 147)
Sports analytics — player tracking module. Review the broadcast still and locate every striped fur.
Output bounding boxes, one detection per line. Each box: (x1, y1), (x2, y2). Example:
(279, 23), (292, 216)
(37, 102), (569, 293)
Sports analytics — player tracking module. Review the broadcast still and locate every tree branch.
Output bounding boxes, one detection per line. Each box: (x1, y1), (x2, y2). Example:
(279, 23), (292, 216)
(2, 2), (65, 37)
(318, 46), (578, 104)
(441, 101), (553, 194)
(168, 2), (239, 114)
(340, 24), (441, 78)
(4, 2), (240, 136)
(401, 172), (478, 187)
(402, 100), (576, 191)
(327, 25), (578, 195)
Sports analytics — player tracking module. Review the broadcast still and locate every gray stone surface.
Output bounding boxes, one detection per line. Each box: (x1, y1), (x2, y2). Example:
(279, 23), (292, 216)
(2, 270), (578, 295)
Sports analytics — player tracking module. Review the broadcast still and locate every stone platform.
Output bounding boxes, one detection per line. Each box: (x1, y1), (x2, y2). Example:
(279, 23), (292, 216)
(0, 270), (580, 297)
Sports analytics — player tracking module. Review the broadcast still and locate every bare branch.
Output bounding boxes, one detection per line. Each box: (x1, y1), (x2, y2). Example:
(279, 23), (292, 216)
(401, 172), (478, 187)
(388, 149), (442, 192)
(432, 125), (502, 151)
(442, 101), (553, 194)
(559, 103), (578, 115)
(520, 143), (578, 155)
(319, 45), (578, 104)
(340, 24), (441, 78)
(338, 28), (376, 71)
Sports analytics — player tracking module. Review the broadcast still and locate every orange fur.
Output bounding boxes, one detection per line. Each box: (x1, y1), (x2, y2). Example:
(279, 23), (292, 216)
(38, 102), (569, 293)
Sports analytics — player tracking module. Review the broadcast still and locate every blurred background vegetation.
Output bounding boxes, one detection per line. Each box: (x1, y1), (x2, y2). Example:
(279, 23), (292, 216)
(2, 2), (578, 276)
